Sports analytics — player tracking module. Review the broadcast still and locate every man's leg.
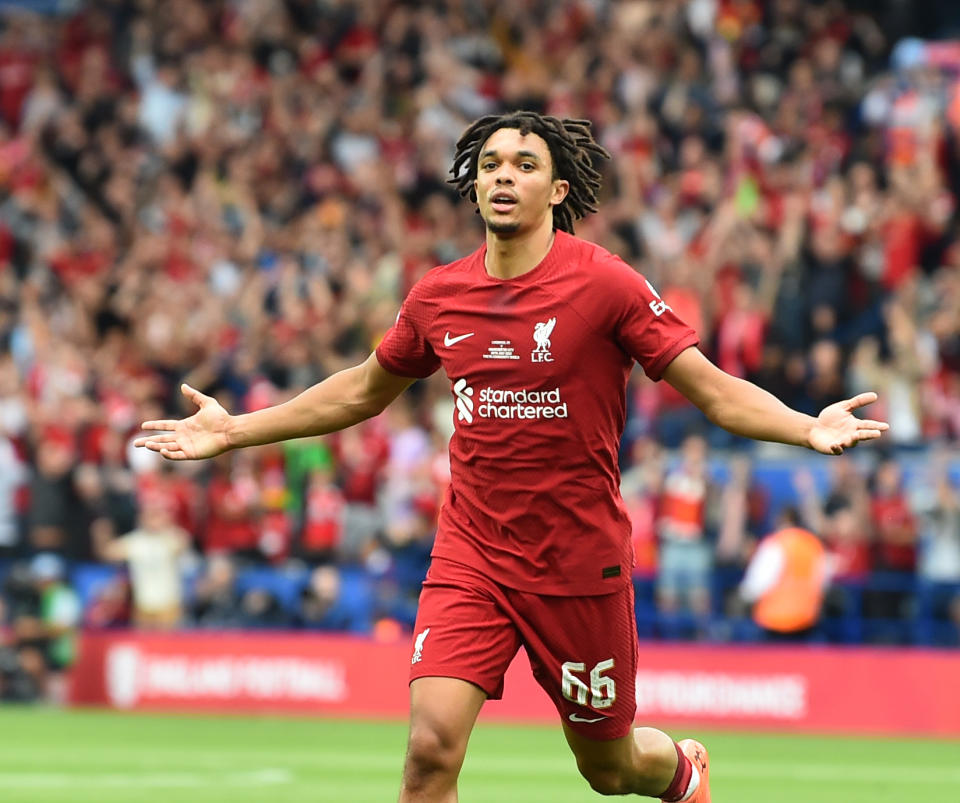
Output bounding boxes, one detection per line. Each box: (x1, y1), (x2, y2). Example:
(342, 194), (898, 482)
(563, 724), (676, 796)
(399, 676), (487, 802)
(506, 580), (709, 799)
(401, 559), (524, 801)
(563, 724), (707, 799)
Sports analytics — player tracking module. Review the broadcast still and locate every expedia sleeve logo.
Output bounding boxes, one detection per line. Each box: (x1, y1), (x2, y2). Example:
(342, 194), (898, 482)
(452, 380), (568, 423)
(645, 279), (671, 317)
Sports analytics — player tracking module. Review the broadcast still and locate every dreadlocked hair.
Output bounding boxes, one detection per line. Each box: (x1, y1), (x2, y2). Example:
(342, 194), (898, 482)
(449, 111), (611, 234)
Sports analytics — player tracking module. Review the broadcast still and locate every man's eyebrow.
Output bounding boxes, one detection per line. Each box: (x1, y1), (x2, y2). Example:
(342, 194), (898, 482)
(479, 149), (543, 162)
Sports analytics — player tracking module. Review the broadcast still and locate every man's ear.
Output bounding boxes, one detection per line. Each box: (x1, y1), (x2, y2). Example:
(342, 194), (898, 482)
(550, 179), (570, 207)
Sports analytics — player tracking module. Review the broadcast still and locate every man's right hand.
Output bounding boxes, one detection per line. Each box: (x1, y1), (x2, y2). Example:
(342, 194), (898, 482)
(134, 384), (232, 460)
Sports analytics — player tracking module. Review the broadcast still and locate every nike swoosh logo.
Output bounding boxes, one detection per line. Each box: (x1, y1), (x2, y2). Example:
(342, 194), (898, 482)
(568, 713), (608, 723)
(444, 332), (475, 347)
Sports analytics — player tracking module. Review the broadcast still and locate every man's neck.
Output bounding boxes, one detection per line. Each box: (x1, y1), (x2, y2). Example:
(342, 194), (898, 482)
(484, 220), (556, 280)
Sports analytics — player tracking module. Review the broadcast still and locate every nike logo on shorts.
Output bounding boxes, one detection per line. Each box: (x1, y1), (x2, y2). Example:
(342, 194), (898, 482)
(444, 331), (475, 347)
(568, 713), (607, 723)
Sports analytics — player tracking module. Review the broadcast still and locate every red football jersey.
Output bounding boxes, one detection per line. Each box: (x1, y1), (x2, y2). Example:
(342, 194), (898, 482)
(376, 231), (699, 595)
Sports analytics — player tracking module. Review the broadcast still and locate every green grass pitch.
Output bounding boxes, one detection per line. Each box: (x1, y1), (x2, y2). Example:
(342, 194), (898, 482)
(0, 708), (957, 802)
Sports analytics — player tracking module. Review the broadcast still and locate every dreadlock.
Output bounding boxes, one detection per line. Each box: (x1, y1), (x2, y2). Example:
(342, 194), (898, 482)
(449, 111), (611, 234)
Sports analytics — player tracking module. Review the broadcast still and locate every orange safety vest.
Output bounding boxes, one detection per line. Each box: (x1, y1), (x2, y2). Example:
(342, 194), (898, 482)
(753, 527), (826, 633)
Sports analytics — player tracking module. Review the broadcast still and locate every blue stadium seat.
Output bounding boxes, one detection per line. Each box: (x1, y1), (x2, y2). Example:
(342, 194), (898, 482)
(235, 567), (308, 613)
(632, 576), (658, 638)
(337, 566), (375, 634)
(70, 563), (125, 609)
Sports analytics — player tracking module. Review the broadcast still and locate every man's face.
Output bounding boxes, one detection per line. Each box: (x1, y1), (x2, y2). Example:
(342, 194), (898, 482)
(473, 127), (569, 236)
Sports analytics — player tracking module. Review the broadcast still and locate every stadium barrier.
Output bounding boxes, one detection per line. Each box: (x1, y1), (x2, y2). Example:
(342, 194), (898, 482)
(69, 631), (960, 736)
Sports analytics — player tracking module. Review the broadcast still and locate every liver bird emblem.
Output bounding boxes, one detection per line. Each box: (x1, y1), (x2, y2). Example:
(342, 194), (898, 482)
(533, 317), (556, 353)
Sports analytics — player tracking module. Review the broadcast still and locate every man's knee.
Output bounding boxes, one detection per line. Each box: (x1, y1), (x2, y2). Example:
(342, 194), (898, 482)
(402, 676), (486, 794)
(403, 722), (468, 785)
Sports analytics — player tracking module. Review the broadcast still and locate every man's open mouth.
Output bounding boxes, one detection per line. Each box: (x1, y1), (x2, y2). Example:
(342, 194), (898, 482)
(490, 193), (518, 212)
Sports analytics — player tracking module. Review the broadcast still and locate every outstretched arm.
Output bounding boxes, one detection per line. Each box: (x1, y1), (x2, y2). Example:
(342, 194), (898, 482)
(661, 347), (888, 454)
(135, 352), (416, 460)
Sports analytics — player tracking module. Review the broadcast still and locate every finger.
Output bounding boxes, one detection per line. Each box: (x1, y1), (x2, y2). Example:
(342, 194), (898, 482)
(160, 448), (188, 460)
(857, 419), (889, 430)
(141, 420), (179, 431)
(181, 383), (213, 409)
(135, 434), (179, 448)
(844, 391), (878, 411)
(143, 439), (181, 453)
(856, 429), (885, 441)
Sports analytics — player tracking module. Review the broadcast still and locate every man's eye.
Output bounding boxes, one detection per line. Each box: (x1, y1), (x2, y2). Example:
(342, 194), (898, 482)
(481, 162), (496, 170)
(521, 163), (535, 170)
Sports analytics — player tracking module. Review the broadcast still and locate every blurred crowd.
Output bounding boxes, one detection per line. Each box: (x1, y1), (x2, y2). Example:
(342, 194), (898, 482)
(3, 0), (960, 699)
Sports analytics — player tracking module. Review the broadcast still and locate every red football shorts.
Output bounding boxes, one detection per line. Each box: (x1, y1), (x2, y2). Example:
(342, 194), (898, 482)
(409, 557), (638, 740)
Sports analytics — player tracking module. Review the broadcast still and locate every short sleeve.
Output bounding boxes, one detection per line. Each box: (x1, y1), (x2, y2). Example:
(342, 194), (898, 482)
(375, 283), (441, 379)
(611, 262), (699, 381)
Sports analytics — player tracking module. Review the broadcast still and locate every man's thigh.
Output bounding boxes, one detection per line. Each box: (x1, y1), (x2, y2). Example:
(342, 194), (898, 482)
(508, 584), (639, 741)
(409, 558), (522, 699)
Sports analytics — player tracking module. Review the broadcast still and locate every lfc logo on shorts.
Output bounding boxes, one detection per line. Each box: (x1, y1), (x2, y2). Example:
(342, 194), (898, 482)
(411, 627), (431, 664)
(532, 317), (556, 362)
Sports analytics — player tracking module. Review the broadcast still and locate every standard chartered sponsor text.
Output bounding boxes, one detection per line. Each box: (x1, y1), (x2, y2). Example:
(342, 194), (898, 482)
(477, 386), (568, 419)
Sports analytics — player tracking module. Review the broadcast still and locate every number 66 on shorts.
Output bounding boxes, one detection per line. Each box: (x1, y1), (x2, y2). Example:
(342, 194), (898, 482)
(561, 659), (616, 708)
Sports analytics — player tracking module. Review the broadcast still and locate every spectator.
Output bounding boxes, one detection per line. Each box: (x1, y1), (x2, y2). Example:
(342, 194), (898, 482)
(739, 507), (831, 642)
(299, 465), (346, 564)
(0, 563), (44, 700)
(190, 553), (242, 628)
(912, 451), (960, 644)
(374, 499), (435, 630)
(715, 455), (769, 568)
(98, 500), (189, 629)
(796, 459), (873, 580)
(82, 572), (130, 630)
(870, 458), (918, 574)
(297, 564), (370, 633)
(0, 427), (25, 556)
(10, 553), (80, 702)
(332, 420), (389, 561)
(97, 428), (139, 538)
(914, 453), (960, 584)
(862, 458), (917, 636)
(620, 436), (666, 579)
(26, 438), (75, 556)
(238, 586), (290, 629)
(201, 453), (260, 560)
(656, 433), (714, 619)
(71, 462), (115, 561)
(256, 445), (293, 564)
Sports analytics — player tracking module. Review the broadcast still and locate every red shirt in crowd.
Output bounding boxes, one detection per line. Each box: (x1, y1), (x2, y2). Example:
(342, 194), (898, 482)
(376, 231), (698, 595)
(202, 473), (259, 554)
(871, 494), (918, 572)
(658, 468), (708, 541)
(302, 479), (346, 553)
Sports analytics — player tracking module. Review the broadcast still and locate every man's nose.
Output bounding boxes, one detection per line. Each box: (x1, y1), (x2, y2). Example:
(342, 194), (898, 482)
(495, 171), (514, 184)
